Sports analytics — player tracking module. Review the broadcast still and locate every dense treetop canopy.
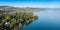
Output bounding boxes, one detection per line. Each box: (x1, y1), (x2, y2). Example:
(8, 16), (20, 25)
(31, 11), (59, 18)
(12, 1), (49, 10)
(0, 6), (38, 30)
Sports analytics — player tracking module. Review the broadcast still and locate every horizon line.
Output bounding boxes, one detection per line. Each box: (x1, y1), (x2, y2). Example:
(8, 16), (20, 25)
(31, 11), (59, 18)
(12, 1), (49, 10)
(0, 5), (60, 8)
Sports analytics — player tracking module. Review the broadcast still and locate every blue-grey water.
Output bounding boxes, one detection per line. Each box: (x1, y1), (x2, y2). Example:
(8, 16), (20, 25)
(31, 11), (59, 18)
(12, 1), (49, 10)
(22, 10), (60, 30)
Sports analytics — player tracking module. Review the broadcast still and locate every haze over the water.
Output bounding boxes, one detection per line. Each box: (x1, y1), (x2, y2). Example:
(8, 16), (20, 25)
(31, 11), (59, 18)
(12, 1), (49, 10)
(0, 0), (60, 8)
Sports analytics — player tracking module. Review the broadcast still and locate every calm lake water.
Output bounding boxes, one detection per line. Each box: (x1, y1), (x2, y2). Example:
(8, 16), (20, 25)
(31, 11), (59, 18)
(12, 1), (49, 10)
(22, 10), (60, 30)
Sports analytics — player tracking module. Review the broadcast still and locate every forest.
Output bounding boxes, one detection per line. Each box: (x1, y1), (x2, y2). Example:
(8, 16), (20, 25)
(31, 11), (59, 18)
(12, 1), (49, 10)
(0, 6), (39, 30)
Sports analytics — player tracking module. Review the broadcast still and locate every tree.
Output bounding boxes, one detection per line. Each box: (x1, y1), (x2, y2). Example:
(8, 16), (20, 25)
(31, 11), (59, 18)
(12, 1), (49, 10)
(0, 12), (38, 30)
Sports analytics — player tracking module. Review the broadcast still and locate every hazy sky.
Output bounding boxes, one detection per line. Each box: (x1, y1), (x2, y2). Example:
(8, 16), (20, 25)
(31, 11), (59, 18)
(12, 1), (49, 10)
(0, 0), (60, 8)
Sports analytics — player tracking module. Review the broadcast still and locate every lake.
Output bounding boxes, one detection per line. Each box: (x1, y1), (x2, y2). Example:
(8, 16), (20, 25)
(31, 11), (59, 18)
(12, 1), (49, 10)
(22, 10), (60, 30)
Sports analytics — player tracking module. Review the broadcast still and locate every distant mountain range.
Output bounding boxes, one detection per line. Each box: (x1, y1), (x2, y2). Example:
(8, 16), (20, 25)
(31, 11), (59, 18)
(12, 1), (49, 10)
(0, 6), (60, 11)
(43, 8), (60, 10)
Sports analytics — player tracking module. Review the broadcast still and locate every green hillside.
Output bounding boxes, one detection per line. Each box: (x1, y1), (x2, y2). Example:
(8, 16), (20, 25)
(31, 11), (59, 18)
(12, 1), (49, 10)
(0, 6), (43, 30)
